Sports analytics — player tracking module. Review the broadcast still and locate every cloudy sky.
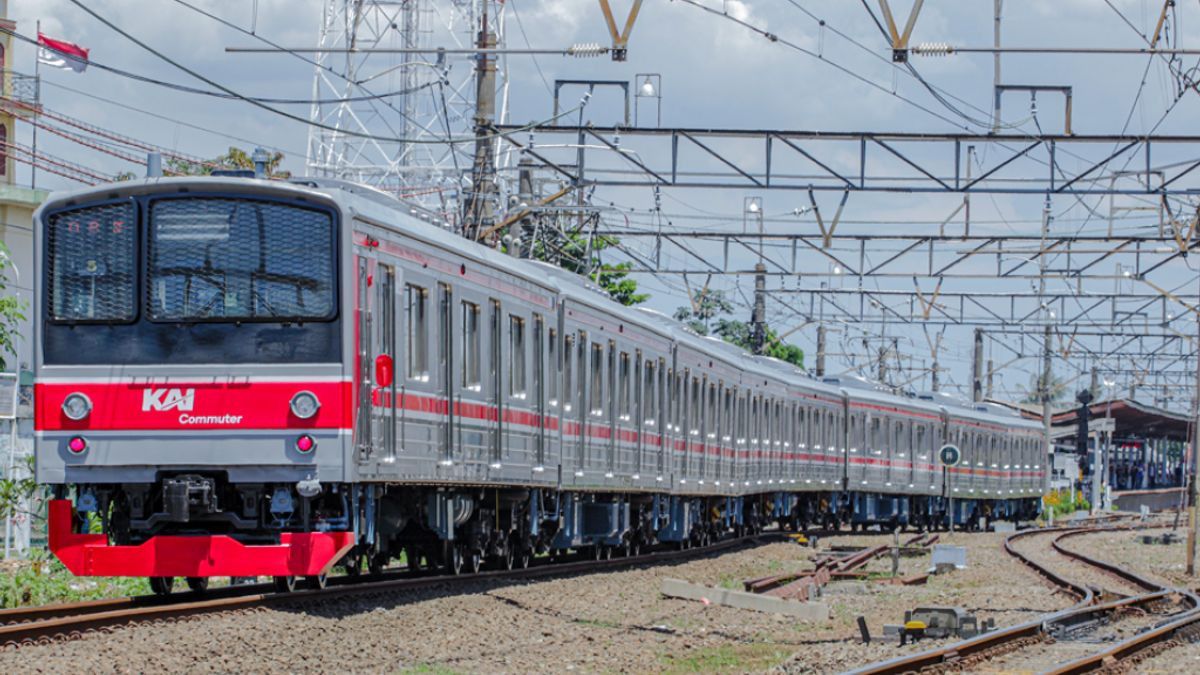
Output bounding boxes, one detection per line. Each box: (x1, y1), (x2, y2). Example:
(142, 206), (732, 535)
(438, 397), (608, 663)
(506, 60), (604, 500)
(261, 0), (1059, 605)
(10, 0), (1200, 401)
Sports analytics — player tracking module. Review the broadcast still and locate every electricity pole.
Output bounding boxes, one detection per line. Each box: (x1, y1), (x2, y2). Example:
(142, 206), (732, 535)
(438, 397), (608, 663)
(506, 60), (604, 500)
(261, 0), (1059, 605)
(466, 6), (497, 241)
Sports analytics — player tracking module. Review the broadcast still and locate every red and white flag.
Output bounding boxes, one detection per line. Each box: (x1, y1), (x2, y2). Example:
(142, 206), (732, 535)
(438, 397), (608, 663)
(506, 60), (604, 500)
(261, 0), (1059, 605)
(37, 33), (90, 73)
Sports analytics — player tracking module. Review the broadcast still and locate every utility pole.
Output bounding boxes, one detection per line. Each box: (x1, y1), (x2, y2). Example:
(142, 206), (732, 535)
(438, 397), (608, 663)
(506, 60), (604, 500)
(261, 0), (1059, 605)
(466, 6), (497, 241)
(986, 357), (995, 398)
(747, 197), (767, 355)
(972, 327), (984, 402)
(1188, 302), (1200, 575)
(816, 325), (827, 377)
(510, 157), (535, 259)
(991, 0), (1002, 132)
(1043, 324), (1054, 494)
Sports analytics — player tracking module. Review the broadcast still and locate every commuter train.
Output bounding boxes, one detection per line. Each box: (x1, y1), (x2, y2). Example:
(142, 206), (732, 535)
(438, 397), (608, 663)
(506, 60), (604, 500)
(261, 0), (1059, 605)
(34, 176), (1044, 593)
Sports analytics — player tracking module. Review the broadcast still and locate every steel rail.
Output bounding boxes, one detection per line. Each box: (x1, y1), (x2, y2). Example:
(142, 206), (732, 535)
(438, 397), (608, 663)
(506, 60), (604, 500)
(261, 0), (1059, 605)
(845, 524), (1193, 675)
(0, 533), (774, 649)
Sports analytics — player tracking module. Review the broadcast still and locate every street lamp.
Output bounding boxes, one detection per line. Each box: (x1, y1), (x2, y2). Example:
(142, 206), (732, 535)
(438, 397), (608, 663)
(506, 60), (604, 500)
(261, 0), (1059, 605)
(634, 73), (661, 126)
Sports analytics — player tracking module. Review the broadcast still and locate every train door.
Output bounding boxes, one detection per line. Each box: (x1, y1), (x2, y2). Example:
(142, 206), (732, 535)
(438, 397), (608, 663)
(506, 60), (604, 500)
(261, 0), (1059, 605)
(532, 314), (546, 470)
(489, 299), (502, 466)
(438, 282), (454, 464)
(374, 265), (397, 462)
(355, 257), (373, 461)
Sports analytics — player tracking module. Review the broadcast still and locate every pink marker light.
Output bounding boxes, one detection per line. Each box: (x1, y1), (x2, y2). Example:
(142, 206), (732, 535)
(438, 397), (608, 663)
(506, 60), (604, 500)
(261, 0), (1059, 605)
(68, 436), (88, 454)
(295, 434), (316, 454)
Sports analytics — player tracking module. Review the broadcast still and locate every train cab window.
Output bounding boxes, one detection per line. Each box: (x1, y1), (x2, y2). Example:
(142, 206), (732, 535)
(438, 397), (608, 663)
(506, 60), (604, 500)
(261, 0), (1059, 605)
(147, 198), (335, 321)
(590, 342), (604, 417)
(562, 334), (574, 412)
(509, 315), (526, 398)
(548, 328), (559, 407)
(47, 201), (137, 322)
(461, 301), (481, 390)
(405, 284), (429, 381)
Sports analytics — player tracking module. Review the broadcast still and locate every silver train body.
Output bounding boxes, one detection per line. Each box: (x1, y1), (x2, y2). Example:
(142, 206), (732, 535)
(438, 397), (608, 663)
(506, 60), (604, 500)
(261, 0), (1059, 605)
(34, 177), (1045, 580)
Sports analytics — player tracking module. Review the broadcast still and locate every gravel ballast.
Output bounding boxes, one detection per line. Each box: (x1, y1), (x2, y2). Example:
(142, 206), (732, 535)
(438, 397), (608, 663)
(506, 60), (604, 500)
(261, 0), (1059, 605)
(1, 526), (1183, 673)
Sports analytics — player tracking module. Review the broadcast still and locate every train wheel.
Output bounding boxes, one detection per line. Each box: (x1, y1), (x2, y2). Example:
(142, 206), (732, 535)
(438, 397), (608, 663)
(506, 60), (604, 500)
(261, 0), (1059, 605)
(149, 576), (175, 596)
(593, 544), (604, 561)
(306, 574), (328, 591)
(604, 545), (613, 560)
(445, 543), (464, 575)
(273, 576), (297, 593)
(517, 545), (532, 569)
(185, 577), (209, 593)
(621, 539), (632, 557)
(630, 539), (641, 557)
(501, 542), (515, 571)
(405, 545), (423, 572)
(467, 547), (482, 574)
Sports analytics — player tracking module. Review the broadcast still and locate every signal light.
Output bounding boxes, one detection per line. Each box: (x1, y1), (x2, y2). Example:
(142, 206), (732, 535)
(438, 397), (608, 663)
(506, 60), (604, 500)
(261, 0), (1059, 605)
(67, 436), (88, 454)
(295, 434), (316, 454)
(289, 391), (321, 419)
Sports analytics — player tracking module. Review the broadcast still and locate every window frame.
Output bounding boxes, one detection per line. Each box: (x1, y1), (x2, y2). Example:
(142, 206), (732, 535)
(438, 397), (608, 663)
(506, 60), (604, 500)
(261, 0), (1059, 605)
(142, 195), (340, 324)
(509, 314), (527, 399)
(461, 300), (482, 390)
(44, 197), (141, 325)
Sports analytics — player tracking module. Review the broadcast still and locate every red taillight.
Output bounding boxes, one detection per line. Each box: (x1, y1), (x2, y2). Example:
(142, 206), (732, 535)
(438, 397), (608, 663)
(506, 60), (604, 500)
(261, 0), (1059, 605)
(296, 434), (316, 454)
(68, 436), (88, 454)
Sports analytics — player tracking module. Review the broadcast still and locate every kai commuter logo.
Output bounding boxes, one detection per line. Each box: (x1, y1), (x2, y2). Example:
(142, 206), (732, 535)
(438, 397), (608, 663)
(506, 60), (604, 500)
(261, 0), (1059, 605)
(142, 388), (195, 412)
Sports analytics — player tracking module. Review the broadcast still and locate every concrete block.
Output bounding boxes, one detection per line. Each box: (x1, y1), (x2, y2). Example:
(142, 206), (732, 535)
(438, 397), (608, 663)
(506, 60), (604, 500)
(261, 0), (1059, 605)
(882, 624), (902, 637)
(992, 521), (1016, 533)
(930, 544), (967, 570)
(661, 578), (830, 621)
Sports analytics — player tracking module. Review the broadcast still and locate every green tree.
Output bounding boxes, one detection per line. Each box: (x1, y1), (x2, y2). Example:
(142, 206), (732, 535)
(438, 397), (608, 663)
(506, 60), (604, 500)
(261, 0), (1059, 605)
(166, 146), (291, 179)
(535, 232), (648, 306)
(1022, 371), (1069, 405)
(0, 245), (30, 522)
(673, 289), (735, 335)
(675, 292), (804, 369)
(0, 242), (24, 372)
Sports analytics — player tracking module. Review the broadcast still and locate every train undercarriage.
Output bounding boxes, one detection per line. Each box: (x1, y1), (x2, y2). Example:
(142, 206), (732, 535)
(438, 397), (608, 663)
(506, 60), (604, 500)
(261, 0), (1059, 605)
(50, 475), (1041, 596)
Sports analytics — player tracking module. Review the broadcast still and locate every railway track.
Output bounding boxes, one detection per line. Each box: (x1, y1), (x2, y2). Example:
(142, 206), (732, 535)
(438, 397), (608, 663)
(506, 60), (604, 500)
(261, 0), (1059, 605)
(847, 524), (1200, 675)
(0, 532), (778, 649)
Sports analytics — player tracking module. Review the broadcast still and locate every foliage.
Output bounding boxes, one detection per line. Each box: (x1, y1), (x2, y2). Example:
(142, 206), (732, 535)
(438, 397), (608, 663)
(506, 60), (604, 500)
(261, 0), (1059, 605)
(533, 232), (648, 306)
(166, 146), (292, 179)
(0, 455), (37, 521)
(1042, 489), (1091, 518)
(0, 549), (149, 609)
(0, 242), (25, 372)
(673, 289), (735, 335)
(1022, 371), (1070, 405)
(673, 290), (804, 369)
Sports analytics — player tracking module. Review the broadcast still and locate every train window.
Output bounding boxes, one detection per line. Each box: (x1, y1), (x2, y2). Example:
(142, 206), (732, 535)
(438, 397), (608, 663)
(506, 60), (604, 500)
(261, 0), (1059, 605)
(509, 315), (526, 398)
(405, 285), (428, 381)
(548, 329), (558, 407)
(562, 334), (574, 412)
(707, 382), (718, 440)
(690, 376), (701, 436)
(619, 352), (631, 420)
(576, 335), (587, 416)
(722, 388), (733, 442)
(47, 200), (137, 322)
(461, 301), (481, 390)
(590, 342), (604, 417)
(643, 359), (657, 427)
(915, 425), (926, 457)
(147, 198), (335, 321)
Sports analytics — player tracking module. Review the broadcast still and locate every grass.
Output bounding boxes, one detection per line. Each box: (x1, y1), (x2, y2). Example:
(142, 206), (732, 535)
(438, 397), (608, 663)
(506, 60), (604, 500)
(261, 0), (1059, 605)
(0, 550), (149, 609)
(403, 664), (462, 675)
(659, 644), (791, 674)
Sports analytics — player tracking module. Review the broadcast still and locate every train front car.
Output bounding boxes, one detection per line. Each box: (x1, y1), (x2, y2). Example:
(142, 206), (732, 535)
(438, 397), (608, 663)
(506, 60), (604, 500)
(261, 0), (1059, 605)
(34, 178), (353, 592)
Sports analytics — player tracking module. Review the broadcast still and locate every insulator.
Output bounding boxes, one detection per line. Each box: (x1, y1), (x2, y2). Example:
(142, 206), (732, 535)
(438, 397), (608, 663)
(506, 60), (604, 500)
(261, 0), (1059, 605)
(568, 42), (605, 58)
(913, 42), (954, 56)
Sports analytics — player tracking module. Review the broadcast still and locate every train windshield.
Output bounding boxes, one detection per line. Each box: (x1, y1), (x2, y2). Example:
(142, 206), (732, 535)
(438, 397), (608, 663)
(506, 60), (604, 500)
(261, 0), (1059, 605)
(147, 198), (336, 321)
(46, 201), (138, 322)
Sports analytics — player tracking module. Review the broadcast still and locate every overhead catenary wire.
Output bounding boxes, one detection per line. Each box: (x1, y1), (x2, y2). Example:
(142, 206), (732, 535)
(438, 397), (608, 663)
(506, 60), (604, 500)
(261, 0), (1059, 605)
(53, 0), (584, 147)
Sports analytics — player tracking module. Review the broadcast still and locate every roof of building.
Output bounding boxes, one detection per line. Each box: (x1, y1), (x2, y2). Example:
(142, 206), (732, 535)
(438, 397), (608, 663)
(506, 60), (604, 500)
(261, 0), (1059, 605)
(1052, 398), (1192, 441)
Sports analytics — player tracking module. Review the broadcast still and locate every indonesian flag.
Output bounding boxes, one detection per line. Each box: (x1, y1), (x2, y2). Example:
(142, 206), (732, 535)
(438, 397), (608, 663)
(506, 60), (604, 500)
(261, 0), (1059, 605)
(38, 33), (89, 73)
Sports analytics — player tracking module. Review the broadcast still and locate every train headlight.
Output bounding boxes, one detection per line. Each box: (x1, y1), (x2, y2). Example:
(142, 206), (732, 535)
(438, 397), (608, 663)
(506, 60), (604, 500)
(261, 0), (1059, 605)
(62, 393), (93, 421)
(289, 391), (321, 419)
(67, 436), (88, 454)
